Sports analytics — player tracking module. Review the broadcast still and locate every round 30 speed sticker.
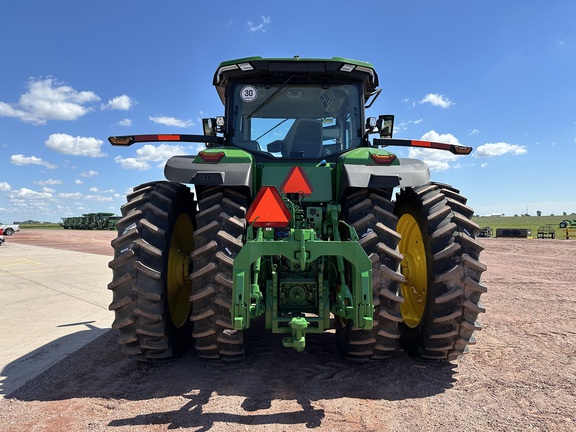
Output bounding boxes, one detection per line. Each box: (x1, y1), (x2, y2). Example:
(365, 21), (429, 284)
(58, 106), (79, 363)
(240, 85), (258, 102)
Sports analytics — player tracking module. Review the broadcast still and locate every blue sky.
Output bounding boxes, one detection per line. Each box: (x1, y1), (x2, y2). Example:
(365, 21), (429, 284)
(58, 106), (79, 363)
(1, 1), (575, 223)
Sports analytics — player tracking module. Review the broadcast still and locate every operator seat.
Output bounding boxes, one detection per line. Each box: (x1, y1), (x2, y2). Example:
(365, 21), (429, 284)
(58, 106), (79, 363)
(284, 118), (323, 158)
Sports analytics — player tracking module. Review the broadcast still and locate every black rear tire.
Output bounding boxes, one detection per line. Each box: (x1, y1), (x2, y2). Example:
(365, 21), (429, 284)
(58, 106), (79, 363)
(336, 188), (404, 361)
(108, 181), (196, 361)
(394, 183), (487, 361)
(190, 186), (248, 362)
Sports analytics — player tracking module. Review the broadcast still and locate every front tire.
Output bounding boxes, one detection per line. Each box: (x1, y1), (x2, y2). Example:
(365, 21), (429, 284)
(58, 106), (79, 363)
(4, 228), (14, 236)
(108, 181), (196, 361)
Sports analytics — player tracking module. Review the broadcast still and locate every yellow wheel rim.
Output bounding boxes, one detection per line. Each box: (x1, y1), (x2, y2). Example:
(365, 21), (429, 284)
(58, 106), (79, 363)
(167, 213), (194, 328)
(397, 213), (427, 328)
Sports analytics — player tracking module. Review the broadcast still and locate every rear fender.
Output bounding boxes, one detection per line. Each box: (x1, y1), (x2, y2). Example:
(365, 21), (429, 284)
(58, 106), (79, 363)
(340, 158), (430, 198)
(164, 155), (253, 194)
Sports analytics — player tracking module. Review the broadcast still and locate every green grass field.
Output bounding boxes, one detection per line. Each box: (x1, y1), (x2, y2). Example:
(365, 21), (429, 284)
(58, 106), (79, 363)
(472, 215), (576, 238)
(14, 215), (576, 238)
(19, 223), (63, 230)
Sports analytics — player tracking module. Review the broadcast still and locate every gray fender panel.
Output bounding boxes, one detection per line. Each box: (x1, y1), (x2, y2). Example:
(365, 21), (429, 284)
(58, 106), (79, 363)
(164, 156), (252, 192)
(342, 158), (430, 190)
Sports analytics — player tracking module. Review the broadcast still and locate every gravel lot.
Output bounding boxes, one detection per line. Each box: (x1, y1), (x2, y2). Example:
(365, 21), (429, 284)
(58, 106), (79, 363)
(1, 229), (575, 431)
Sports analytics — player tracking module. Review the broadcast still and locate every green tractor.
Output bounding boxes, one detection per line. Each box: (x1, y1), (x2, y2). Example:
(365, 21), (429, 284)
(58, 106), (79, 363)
(108, 56), (486, 363)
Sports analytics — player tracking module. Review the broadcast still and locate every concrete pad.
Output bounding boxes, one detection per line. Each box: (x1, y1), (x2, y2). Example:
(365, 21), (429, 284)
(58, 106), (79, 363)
(0, 242), (112, 398)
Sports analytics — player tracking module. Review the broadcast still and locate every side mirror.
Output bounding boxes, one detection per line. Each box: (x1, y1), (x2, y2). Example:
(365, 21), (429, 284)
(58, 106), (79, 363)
(202, 118), (217, 136)
(202, 117), (226, 136)
(377, 115), (394, 139)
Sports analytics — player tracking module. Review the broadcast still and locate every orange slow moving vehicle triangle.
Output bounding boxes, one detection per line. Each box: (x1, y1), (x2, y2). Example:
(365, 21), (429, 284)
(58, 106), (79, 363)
(246, 186), (292, 227)
(280, 166), (313, 195)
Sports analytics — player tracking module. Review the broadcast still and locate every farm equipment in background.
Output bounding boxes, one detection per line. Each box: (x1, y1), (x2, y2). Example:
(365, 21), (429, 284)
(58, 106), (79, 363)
(558, 219), (576, 229)
(61, 213), (119, 230)
(108, 56), (487, 363)
(477, 226), (493, 238)
(496, 228), (532, 238)
(537, 225), (556, 239)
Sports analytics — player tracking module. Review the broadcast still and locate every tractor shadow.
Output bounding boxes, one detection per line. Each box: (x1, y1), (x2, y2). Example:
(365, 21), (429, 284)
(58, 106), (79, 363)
(6, 322), (458, 430)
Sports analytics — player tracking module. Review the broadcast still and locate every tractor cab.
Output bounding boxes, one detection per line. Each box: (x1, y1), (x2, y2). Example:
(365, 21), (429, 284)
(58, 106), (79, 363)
(204, 56), (390, 159)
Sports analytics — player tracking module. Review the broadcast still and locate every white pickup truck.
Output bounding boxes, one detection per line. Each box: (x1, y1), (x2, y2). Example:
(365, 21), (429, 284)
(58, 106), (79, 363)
(0, 224), (20, 236)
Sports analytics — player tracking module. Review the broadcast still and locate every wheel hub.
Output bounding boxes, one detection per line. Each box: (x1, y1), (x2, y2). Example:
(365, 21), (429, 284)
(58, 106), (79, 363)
(397, 213), (427, 328)
(167, 213), (195, 328)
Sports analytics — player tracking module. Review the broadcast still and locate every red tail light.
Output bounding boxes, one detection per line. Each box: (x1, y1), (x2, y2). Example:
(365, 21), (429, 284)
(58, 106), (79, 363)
(370, 152), (397, 164)
(198, 151), (225, 163)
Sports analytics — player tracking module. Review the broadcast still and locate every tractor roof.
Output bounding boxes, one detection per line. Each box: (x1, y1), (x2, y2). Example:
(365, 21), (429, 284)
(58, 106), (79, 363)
(213, 56), (379, 105)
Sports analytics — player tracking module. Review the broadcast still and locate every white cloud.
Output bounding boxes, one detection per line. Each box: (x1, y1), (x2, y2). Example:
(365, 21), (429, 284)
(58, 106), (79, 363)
(114, 143), (185, 171)
(421, 130), (461, 145)
(0, 182), (11, 191)
(149, 116), (194, 128)
(396, 119), (423, 132)
(89, 187), (114, 193)
(475, 142), (527, 158)
(0, 78), (100, 125)
(42, 187), (55, 193)
(79, 170), (99, 177)
(114, 156), (151, 171)
(58, 192), (83, 200)
(136, 144), (185, 161)
(10, 154), (58, 169)
(102, 95), (135, 110)
(45, 133), (107, 157)
(407, 130), (460, 172)
(118, 118), (132, 127)
(469, 128), (480, 135)
(85, 194), (113, 202)
(419, 93), (453, 108)
(481, 163), (490, 168)
(35, 179), (63, 186)
(74, 179), (83, 185)
(9, 188), (52, 200)
(247, 16), (271, 33)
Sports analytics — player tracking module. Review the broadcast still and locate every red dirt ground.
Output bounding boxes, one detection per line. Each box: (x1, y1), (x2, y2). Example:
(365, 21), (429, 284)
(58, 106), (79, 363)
(1, 229), (575, 431)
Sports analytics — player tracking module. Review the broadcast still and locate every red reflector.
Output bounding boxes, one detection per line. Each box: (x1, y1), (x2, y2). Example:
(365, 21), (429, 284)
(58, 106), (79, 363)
(134, 135), (158, 142)
(157, 134), (180, 141)
(199, 151), (225, 162)
(370, 152), (397, 164)
(412, 140), (451, 151)
(280, 166), (313, 195)
(246, 186), (292, 228)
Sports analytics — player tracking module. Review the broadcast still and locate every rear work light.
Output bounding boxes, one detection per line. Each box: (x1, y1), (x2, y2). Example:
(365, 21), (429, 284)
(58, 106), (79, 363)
(246, 186), (292, 228)
(198, 151), (225, 163)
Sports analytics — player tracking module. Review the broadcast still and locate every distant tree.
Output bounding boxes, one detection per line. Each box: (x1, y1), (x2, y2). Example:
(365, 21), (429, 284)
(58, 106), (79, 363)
(537, 210), (542, 217)
(564, 212), (568, 216)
